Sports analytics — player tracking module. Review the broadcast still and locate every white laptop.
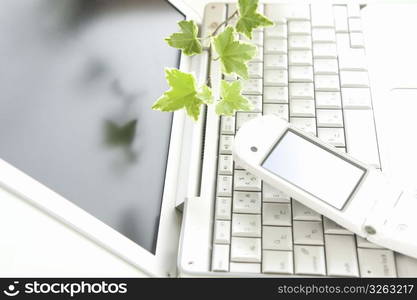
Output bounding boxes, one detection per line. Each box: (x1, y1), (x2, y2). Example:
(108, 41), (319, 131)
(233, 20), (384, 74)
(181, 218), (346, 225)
(1, 0), (417, 277)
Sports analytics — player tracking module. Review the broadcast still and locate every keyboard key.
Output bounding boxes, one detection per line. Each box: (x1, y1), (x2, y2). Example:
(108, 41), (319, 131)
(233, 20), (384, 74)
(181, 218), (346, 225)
(288, 50), (313, 65)
(356, 235), (383, 249)
(230, 262), (261, 273)
(262, 183), (291, 203)
(263, 226), (293, 251)
(315, 91), (342, 109)
(217, 175), (233, 197)
(323, 217), (352, 235)
(290, 99), (315, 117)
(313, 43), (337, 58)
(294, 245), (326, 275)
(264, 87), (288, 103)
(220, 116), (235, 134)
(214, 220), (231, 244)
(357, 248), (397, 277)
(289, 66), (314, 82)
(251, 46), (263, 62)
(347, 3), (361, 18)
(337, 147), (346, 153)
(262, 250), (294, 274)
(265, 23), (287, 39)
(317, 127), (345, 147)
(293, 220), (324, 245)
(292, 200), (322, 221)
(246, 95), (263, 112)
(218, 155), (233, 175)
(215, 197), (232, 220)
(343, 109), (380, 167)
(315, 75), (340, 91)
(263, 104), (289, 121)
(340, 71), (369, 87)
(313, 59), (339, 75)
(395, 253), (417, 277)
(288, 21), (311, 35)
(227, 3), (238, 26)
(325, 234), (359, 277)
(241, 31), (264, 47)
(335, 32), (350, 51)
(264, 54), (288, 69)
(289, 82), (314, 99)
(348, 18), (362, 32)
(234, 170), (262, 191)
(224, 73), (237, 81)
(242, 78), (263, 94)
(247, 62), (263, 78)
(265, 4), (310, 21)
(311, 4), (334, 28)
(290, 117), (317, 135)
(341, 88), (372, 109)
(233, 191), (262, 214)
(312, 28), (336, 43)
(212, 244), (230, 272)
(264, 38), (287, 54)
(236, 112), (262, 131)
(201, 4), (226, 48)
(338, 47), (367, 71)
(232, 214), (261, 237)
(219, 134), (234, 154)
(264, 69), (288, 86)
(288, 35), (312, 50)
(231, 237), (262, 263)
(316, 109), (344, 127)
(350, 32), (364, 48)
(333, 5), (349, 33)
(263, 203), (292, 226)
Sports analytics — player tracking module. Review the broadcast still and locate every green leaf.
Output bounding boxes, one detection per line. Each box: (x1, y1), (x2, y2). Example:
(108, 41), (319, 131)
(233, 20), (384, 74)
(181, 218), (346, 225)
(213, 26), (257, 79)
(216, 80), (252, 116)
(197, 85), (213, 104)
(165, 20), (202, 56)
(236, 0), (274, 39)
(152, 68), (213, 121)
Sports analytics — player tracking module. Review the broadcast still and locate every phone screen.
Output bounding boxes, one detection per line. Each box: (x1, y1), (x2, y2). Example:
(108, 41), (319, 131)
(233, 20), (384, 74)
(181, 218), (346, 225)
(262, 130), (366, 209)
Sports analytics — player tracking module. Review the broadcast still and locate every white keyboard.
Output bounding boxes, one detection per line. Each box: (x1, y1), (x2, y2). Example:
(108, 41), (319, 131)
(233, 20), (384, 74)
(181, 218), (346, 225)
(207, 3), (417, 277)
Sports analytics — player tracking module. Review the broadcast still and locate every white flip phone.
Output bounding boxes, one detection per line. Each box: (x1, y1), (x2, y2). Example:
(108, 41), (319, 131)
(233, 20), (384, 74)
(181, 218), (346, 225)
(233, 115), (417, 259)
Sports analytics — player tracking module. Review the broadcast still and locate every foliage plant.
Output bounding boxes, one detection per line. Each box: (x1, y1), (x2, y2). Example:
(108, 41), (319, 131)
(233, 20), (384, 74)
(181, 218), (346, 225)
(152, 0), (274, 121)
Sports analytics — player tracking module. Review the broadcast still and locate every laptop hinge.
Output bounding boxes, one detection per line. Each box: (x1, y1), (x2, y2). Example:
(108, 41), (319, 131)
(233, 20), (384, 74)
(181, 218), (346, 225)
(175, 50), (210, 212)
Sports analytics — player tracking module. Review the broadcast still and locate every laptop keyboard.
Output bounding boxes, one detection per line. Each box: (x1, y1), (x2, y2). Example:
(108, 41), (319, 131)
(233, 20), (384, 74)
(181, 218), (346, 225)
(208, 3), (417, 277)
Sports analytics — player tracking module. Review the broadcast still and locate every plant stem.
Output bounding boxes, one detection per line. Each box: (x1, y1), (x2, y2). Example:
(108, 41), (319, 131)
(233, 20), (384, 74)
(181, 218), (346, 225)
(205, 10), (238, 89)
(211, 10), (239, 37)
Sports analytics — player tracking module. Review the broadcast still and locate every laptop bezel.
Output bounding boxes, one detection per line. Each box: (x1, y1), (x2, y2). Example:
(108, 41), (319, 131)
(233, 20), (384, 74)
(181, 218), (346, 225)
(0, 0), (201, 277)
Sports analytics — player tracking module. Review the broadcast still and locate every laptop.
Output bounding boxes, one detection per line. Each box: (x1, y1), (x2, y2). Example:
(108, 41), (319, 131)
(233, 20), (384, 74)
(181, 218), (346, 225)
(0, 0), (417, 277)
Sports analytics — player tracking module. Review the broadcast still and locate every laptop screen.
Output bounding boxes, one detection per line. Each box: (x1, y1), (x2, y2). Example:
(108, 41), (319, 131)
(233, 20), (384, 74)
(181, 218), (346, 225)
(0, 0), (183, 253)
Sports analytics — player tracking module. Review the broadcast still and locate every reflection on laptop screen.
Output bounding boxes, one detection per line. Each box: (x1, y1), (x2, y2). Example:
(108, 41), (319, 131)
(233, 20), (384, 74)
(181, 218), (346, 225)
(0, 0), (183, 253)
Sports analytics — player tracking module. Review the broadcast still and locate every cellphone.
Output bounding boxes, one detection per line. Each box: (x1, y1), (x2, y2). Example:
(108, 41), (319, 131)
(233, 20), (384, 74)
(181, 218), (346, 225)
(233, 115), (417, 259)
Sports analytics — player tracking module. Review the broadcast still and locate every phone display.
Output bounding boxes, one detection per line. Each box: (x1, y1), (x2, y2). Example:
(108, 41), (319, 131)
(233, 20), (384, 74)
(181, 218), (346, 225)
(262, 130), (366, 209)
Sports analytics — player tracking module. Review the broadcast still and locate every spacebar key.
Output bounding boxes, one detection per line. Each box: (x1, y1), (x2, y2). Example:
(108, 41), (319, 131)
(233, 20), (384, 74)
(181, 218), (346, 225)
(344, 110), (380, 168)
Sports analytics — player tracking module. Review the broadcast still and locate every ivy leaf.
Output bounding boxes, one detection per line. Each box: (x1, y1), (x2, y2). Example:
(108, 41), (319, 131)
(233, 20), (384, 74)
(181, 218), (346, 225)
(197, 85), (213, 104)
(165, 20), (202, 56)
(216, 80), (252, 115)
(152, 68), (213, 121)
(213, 26), (256, 79)
(236, 0), (274, 39)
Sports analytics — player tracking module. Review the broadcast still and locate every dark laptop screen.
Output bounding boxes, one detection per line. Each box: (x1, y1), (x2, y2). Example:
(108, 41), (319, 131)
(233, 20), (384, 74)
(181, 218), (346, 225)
(0, 0), (183, 253)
